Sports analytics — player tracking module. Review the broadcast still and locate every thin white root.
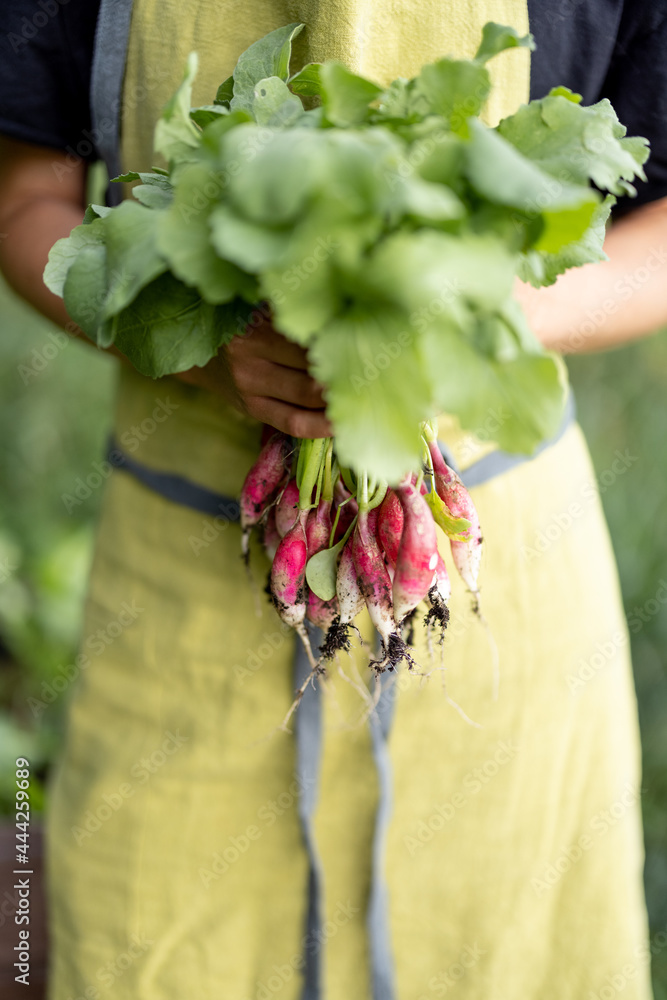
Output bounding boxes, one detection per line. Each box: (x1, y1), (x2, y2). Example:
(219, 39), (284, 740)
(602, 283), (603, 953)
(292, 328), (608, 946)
(420, 664), (482, 728)
(426, 621), (434, 664)
(295, 623), (319, 671)
(336, 662), (375, 725)
(353, 670), (385, 728)
(443, 686), (483, 728)
(277, 662), (326, 735)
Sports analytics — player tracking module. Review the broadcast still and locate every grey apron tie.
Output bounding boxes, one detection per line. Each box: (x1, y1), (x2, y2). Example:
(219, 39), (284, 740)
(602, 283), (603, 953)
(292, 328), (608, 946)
(90, 0), (135, 205)
(293, 623), (325, 998)
(367, 668), (398, 1000)
(106, 439), (241, 518)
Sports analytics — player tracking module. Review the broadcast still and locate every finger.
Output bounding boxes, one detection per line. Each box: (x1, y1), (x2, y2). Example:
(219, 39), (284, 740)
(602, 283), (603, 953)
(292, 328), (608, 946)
(235, 360), (325, 409)
(244, 397), (333, 440)
(234, 323), (311, 371)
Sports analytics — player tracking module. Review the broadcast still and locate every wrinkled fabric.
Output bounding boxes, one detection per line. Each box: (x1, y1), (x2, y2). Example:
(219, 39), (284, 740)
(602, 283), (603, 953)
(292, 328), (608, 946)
(45, 2), (652, 998)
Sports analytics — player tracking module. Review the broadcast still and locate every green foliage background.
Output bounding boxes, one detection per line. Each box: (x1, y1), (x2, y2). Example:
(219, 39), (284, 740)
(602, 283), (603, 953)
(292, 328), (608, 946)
(0, 277), (665, 994)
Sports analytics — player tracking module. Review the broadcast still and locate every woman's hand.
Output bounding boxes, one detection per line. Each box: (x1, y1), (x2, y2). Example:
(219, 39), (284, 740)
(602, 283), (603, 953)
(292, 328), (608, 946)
(175, 312), (332, 439)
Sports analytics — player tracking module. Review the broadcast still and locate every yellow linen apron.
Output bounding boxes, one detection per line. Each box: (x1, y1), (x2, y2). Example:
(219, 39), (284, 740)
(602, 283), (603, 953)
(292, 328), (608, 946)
(44, 3), (652, 999)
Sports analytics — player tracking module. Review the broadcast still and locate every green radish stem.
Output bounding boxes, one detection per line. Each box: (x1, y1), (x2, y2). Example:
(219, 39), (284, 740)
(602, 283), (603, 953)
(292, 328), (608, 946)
(297, 438), (327, 512)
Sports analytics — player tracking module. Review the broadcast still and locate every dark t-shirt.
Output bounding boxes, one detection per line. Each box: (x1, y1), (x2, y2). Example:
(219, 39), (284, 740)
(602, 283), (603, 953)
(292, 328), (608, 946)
(1, 0), (666, 215)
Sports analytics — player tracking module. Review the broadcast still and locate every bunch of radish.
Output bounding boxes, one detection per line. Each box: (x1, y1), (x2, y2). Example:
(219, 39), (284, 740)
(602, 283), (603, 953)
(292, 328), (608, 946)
(240, 422), (483, 675)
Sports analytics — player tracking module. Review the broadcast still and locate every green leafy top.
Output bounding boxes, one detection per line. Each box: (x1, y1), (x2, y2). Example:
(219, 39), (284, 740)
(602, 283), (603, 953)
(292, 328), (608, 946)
(44, 21), (650, 482)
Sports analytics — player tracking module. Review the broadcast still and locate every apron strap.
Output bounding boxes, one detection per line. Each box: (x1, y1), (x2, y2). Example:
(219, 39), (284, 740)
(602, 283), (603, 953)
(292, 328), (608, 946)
(90, 0), (136, 205)
(106, 438), (241, 519)
(367, 668), (398, 1000)
(293, 624), (326, 998)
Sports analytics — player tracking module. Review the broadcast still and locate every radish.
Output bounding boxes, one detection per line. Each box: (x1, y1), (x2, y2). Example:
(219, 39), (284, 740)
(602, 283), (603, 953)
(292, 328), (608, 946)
(307, 592), (339, 630)
(240, 431), (291, 559)
(351, 506), (412, 673)
(275, 478), (300, 537)
(270, 510), (308, 629)
(427, 441), (483, 602)
(377, 488), (404, 567)
(450, 534), (483, 604)
(304, 499), (339, 630)
(306, 497), (332, 554)
(431, 551), (451, 604)
(392, 479), (438, 623)
(336, 541), (366, 624)
(320, 540), (364, 658)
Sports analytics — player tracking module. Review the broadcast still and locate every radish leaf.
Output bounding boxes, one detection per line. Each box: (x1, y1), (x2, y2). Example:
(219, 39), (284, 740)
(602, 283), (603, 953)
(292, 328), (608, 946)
(230, 22), (304, 113)
(319, 62), (383, 126)
(474, 23), (535, 64)
(154, 52), (201, 165)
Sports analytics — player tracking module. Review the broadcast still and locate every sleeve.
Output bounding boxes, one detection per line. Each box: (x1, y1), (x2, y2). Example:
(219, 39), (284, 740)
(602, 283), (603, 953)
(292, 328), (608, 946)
(0, 0), (100, 156)
(598, 0), (667, 217)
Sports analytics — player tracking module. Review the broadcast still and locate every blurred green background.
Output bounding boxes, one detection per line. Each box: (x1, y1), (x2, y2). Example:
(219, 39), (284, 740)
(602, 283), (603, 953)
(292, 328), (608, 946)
(0, 276), (665, 993)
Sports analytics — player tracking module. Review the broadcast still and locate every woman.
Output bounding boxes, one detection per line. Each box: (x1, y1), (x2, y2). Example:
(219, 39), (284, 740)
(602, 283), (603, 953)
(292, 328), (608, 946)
(0, 1), (665, 998)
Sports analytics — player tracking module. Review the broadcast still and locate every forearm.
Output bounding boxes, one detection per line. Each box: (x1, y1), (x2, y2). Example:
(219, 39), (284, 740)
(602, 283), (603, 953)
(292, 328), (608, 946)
(0, 137), (131, 364)
(515, 196), (667, 354)
(0, 197), (85, 329)
(0, 196), (133, 364)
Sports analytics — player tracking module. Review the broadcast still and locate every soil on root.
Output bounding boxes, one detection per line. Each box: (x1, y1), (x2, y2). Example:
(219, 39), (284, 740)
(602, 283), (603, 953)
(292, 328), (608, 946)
(320, 616), (361, 659)
(423, 585), (450, 644)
